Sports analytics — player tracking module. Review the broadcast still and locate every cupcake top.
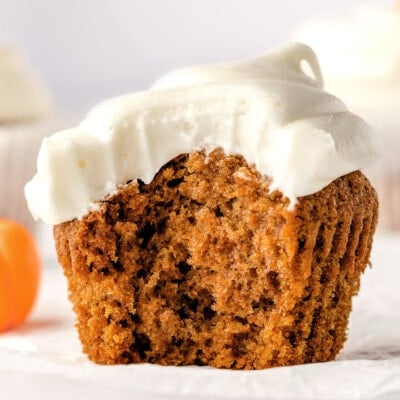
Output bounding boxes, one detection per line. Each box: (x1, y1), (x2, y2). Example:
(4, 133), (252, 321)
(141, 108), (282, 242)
(25, 43), (380, 225)
(0, 42), (52, 123)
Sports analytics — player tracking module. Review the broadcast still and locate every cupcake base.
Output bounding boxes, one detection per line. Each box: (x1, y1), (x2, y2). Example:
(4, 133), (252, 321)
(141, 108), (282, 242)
(54, 149), (378, 369)
(0, 118), (59, 233)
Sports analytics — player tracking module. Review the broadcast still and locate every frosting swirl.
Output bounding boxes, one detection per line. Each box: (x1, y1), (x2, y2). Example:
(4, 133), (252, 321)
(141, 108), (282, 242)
(0, 42), (52, 122)
(293, 6), (400, 86)
(25, 43), (380, 225)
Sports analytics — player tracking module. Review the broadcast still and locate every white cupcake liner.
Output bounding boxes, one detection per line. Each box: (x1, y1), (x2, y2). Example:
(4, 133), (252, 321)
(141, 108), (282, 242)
(0, 118), (60, 233)
(365, 124), (400, 232)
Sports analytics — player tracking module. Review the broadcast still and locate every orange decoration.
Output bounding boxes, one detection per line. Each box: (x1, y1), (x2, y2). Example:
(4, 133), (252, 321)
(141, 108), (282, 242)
(0, 219), (41, 332)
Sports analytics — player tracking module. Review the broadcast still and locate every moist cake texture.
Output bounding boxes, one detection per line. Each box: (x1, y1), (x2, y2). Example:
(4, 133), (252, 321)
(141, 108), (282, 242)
(54, 149), (378, 369)
(26, 43), (380, 369)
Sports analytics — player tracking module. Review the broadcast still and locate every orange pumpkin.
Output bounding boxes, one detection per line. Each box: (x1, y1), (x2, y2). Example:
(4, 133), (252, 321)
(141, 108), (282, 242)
(0, 219), (41, 332)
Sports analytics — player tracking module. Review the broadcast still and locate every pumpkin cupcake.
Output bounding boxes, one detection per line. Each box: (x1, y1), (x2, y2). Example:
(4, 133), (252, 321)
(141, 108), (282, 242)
(0, 41), (55, 233)
(25, 43), (379, 369)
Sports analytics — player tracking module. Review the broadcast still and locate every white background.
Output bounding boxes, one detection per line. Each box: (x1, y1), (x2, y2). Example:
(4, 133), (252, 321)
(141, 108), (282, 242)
(0, 0), (391, 114)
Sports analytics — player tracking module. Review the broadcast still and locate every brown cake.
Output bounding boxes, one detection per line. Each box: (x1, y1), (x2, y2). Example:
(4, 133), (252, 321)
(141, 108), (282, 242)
(26, 43), (380, 369)
(54, 149), (378, 369)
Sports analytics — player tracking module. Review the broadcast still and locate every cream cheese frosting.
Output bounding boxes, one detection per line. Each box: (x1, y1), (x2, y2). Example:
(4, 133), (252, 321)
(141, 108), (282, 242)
(293, 6), (400, 86)
(292, 5), (400, 123)
(0, 42), (52, 122)
(25, 43), (380, 225)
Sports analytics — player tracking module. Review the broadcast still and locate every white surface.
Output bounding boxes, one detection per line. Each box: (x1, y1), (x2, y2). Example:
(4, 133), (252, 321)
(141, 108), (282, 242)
(0, 233), (399, 399)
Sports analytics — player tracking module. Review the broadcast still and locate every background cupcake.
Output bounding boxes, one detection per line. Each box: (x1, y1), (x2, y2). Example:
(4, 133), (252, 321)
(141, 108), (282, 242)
(293, 3), (400, 231)
(0, 40), (55, 233)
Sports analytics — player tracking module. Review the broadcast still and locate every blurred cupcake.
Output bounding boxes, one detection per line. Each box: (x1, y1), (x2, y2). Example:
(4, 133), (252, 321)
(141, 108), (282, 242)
(0, 41), (56, 233)
(293, 4), (400, 231)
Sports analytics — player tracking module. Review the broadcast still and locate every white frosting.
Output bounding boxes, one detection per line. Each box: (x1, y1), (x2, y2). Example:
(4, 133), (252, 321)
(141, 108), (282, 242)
(25, 43), (380, 225)
(0, 42), (52, 122)
(293, 6), (400, 86)
(292, 6), (400, 124)
(293, 5), (400, 234)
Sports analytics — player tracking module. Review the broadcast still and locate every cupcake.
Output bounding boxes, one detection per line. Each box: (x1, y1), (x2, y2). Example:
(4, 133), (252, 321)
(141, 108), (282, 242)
(0, 41), (55, 233)
(25, 43), (379, 369)
(293, 4), (400, 231)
